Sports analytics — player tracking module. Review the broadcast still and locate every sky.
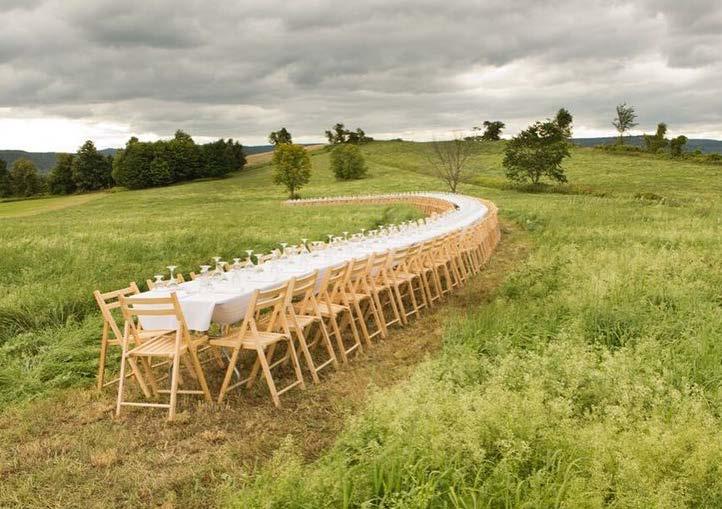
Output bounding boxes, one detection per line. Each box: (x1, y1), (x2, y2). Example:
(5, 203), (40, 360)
(1, 0), (721, 152)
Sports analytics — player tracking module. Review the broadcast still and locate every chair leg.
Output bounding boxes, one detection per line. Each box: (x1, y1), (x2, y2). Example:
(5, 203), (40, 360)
(257, 346), (281, 407)
(168, 354), (181, 421)
(97, 338), (108, 391)
(286, 338), (306, 391)
(115, 350), (129, 416)
(128, 357), (152, 398)
(327, 314), (348, 363)
(352, 300), (373, 346)
(294, 325), (320, 384)
(217, 347), (240, 404)
(317, 321), (339, 369)
(187, 349), (213, 402)
(392, 283), (409, 324)
(371, 291), (389, 336)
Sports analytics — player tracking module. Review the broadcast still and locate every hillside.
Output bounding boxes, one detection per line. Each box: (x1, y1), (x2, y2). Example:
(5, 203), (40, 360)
(1, 142), (721, 507)
(574, 135), (722, 153)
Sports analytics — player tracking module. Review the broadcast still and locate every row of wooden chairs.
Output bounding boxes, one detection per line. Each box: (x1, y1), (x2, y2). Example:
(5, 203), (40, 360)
(93, 215), (499, 419)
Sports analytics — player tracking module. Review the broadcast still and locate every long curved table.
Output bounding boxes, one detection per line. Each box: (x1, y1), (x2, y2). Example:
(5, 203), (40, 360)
(136, 192), (498, 331)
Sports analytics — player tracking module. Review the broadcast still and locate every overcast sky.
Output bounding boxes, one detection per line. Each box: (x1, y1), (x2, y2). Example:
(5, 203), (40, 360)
(1, 0), (721, 151)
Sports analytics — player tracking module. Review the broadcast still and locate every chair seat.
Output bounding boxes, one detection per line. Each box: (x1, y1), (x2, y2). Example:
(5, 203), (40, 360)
(210, 331), (288, 348)
(392, 272), (418, 282)
(128, 336), (187, 358)
(342, 292), (371, 302)
(316, 302), (349, 316)
(291, 314), (320, 328)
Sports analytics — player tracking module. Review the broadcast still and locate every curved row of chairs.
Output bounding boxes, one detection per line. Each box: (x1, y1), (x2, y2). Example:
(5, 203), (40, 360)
(93, 206), (500, 420)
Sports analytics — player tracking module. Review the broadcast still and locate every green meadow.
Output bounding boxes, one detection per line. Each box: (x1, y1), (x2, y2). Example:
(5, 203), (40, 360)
(1, 142), (721, 507)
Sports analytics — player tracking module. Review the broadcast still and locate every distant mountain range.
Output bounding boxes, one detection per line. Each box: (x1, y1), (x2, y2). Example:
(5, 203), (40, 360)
(573, 136), (722, 153)
(0, 144), (277, 173)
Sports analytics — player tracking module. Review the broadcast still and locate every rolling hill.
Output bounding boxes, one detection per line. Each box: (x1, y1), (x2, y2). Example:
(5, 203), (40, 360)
(573, 135), (722, 153)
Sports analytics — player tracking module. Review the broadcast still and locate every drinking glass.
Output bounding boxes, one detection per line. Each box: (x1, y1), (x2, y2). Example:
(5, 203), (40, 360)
(153, 274), (164, 290)
(280, 242), (288, 258)
(245, 249), (254, 265)
(166, 265), (178, 290)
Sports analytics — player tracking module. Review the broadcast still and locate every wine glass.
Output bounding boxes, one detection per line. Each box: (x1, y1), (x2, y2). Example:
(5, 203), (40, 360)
(280, 242), (288, 258)
(343, 231), (349, 241)
(153, 274), (164, 290)
(245, 249), (254, 265)
(301, 238), (308, 253)
(166, 265), (178, 290)
(199, 265), (211, 290)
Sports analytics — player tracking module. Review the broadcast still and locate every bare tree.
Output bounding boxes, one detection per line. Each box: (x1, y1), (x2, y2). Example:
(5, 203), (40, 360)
(427, 135), (475, 193)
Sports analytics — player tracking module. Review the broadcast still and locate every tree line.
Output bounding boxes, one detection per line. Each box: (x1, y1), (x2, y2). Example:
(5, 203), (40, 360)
(0, 131), (246, 199)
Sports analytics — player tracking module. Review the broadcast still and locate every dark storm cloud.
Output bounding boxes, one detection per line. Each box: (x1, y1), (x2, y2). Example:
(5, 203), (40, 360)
(1, 0), (721, 147)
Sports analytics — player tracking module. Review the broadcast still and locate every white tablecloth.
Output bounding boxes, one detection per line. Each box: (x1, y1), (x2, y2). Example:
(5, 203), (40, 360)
(135, 192), (488, 331)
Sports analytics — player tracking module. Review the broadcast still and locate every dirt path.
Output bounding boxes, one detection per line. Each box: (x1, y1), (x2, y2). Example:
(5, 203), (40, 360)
(0, 222), (528, 509)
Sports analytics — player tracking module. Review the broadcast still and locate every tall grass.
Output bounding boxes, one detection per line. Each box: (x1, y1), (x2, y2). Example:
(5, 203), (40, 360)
(0, 153), (428, 406)
(231, 144), (722, 507)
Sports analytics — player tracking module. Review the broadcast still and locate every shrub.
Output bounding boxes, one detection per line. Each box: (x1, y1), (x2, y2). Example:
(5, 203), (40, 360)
(330, 144), (367, 180)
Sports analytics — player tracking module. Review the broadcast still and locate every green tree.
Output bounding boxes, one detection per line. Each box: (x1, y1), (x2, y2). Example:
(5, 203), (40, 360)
(612, 103), (638, 145)
(10, 158), (42, 197)
(201, 139), (234, 178)
(112, 138), (156, 189)
(670, 135), (688, 157)
(555, 108), (573, 138)
(503, 119), (570, 185)
(167, 130), (202, 181)
(272, 143), (311, 198)
(481, 120), (505, 141)
(47, 153), (76, 194)
(268, 127), (292, 145)
(223, 139), (246, 171)
(330, 144), (367, 180)
(0, 159), (11, 198)
(643, 123), (668, 153)
(72, 140), (112, 191)
(325, 123), (347, 144)
(324, 124), (373, 145)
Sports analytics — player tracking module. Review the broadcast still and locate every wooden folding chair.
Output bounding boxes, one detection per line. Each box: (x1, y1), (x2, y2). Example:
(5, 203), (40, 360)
(416, 241), (444, 306)
(116, 293), (212, 420)
(316, 262), (363, 363)
(366, 251), (403, 332)
(93, 282), (174, 390)
(429, 236), (456, 297)
(341, 256), (386, 346)
(387, 246), (426, 323)
(284, 271), (338, 383)
(211, 282), (306, 407)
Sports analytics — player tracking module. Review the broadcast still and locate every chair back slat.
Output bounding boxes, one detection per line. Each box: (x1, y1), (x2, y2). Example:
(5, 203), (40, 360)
(93, 282), (140, 341)
(290, 271), (317, 298)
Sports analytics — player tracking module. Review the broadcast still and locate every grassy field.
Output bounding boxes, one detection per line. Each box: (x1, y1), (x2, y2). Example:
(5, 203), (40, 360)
(1, 141), (721, 507)
(0, 151), (424, 406)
